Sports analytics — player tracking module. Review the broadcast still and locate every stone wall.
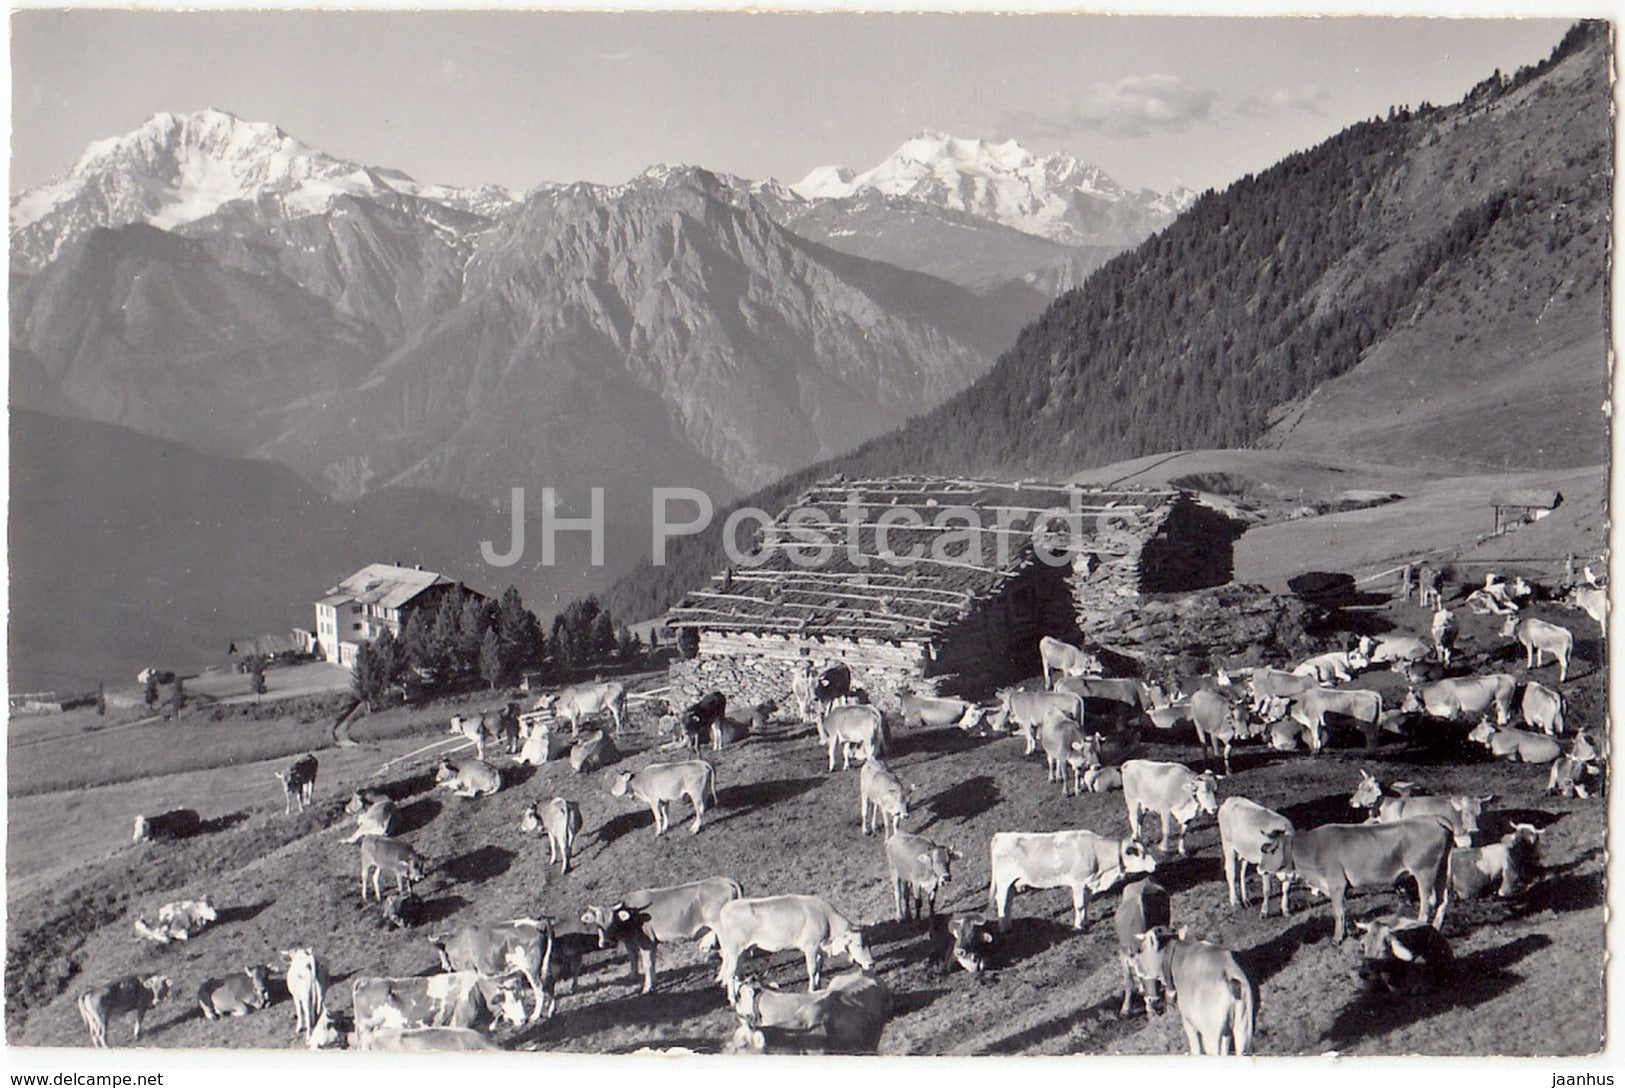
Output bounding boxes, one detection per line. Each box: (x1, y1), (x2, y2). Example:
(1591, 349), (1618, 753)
(667, 631), (936, 714)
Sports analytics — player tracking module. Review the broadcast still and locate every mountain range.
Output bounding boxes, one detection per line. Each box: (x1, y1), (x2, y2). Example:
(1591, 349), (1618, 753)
(602, 21), (1611, 624)
(11, 110), (1189, 686)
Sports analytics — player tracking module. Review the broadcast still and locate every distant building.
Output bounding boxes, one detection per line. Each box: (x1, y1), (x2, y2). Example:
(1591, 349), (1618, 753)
(315, 563), (481, 670)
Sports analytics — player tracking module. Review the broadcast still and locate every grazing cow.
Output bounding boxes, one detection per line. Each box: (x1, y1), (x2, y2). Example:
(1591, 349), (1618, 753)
(1248, 668), (1316, 714)
(570, 729), (619, 773)
(1355, 919), (1454, 996)
(274, 754), (318, 815)
(1294, 686), (1384, 749)
(364, 1026), (500, 1052)
(987, 829), (1157, 929)
(134, 898), (217, 944)
(1547, 732), (1602, 798)
(1122, 760), (1220, 856)
(359, 836), (426, 902)
(280, 949), (327, 1044)
(1256, 818), (1454, 942)
(1292, 650), (1361, 685)
(815, 664), (854, 726)
(1450, 823), (1542, 899)
(1114, 879), (1171, 1016)
(859, 758), (912, 836)
(1217, 797), (1294, 918)
(898, 692), (983, 730)
(77, 975), (171, 1048)
(1521, 681), (1566, 735)
(1082, 765), (1124, 793)
(343, 796), (399, 843)
(1468, 720), (1563, 764)
(677, 691), (727, 752)
(1418, 565), (1444, 610)
(823, 704), (887, 772)
(429, 920), (555, 1024)
(198, 966), (270, 1020)
(609, 759), (716, 836)
(791, 660), (819, 724)
(352, 972), (524, 1045)
(714, 895), (874, 1001)
(989, 689), (1084, 755)
(520, 797), (583, 874)
(1569, 585), (1607, 636)
(131, 808), (200, 843)
(1501, 615), (1574, 682)
(1402, 674), (1518, 725)
(434, 757), (502, 798)
(582, 876), (744, 994)
(1431, 609), (1459, 666)
(1190, 689), (1255, 774)
(729, 970), (892, 1055)
(885, 832), (957, 921)
(1039, 636), (1101, 688)
(447, 713), (495, 761)
(1037, 715), (1095, 793)
(928, 913), (998, 975)
(536, 681), (627, 736)
(1133, 927), (1256, 1055)
(1349, 770), (1486, 846)
(1357, 635), (1434, 669)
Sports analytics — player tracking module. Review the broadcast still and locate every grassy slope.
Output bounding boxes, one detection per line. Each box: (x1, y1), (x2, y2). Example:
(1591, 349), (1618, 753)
(5, 596), (1605, 1055)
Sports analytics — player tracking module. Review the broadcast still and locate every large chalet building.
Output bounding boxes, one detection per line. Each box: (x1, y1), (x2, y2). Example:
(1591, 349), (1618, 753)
(315, 563), (482, 669)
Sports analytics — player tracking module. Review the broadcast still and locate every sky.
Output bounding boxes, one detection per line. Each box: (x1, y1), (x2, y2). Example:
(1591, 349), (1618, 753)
(10, 11), (1576, 199)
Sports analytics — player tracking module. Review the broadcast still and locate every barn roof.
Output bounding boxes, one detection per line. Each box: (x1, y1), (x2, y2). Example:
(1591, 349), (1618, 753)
(665, 475), (1183, 641)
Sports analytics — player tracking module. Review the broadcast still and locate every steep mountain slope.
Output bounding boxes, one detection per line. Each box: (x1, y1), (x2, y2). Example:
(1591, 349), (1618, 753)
(603, 21), (1611, 622)
(7, 409), (632, 692)
(793, 132), (1196, 246)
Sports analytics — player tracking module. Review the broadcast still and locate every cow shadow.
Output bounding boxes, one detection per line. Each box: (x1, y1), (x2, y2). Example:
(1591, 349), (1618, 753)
(393, 798), (442, 834)
(714, 775), (824, 816)
(1281, 791), (1357, 829)
(595, 810), (655, 847)
(887, 728), (989, 760)
(414, 893), (469, 926)
(916, 775), (1000, 831)
(523, 973), (728, 1043)
(502, 763), (539, 788)
(215, 900), (272, 926)
(390, 770), (439, 799)
(980, 990), (1127, 1054)
(439, 845), (513, 885)
(1505, 869), (1604, 920)
(991, 917), (1077, 970)
(1324, 932), (1551, 1049)
(1482, 808), (1565, 835)
(1235, 915), (1324, 984)
(1144, 854), (1214, 895)
(198, 811), (251, 835)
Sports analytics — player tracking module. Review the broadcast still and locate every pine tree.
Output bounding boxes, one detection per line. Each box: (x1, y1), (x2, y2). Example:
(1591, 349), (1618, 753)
(430, 587), (466, 675)
(96, 681), (106, 717)
(169, 677), (186, 718)
(588, 611), (617, 661)
(479, 628), (505, 690)
(458, 596), (492, 673)
(249, 655), (267, 697)
(144, 673), (159, 709)
(401, 609), (434, 673)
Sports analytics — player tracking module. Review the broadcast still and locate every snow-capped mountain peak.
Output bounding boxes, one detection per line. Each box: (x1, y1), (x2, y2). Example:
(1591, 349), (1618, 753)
(789, 131), (1192, 246)
(11, 108), (520, 268)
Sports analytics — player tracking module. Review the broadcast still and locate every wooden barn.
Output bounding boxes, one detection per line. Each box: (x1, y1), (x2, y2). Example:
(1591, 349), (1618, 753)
(664, 475), (1243, 712)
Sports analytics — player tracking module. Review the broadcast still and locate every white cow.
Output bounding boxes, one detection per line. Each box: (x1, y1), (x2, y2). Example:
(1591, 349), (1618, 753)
(279, 949), (328, 1045)
(1217, 797), (1293, 918)
(535, 681), (628, 736)
(988, 830), (1157, 929)
(1501, 615), (1574, 682)
(1122, 760), (1220, 856)
(609, 760), (716, 836)
(1039, 636), (1102, 688)
(714, 896), (874, 1001)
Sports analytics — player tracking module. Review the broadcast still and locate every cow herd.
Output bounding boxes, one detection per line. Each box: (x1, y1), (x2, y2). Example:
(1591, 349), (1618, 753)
(84, 565), (1604, 1055)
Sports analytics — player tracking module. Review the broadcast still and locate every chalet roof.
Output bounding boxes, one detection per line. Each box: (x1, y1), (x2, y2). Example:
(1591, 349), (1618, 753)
(317, 593), (354, 608)
(666, 475), (1183, 641)
(324, 563), (455, 610)
(1490, 489), (1562, 510)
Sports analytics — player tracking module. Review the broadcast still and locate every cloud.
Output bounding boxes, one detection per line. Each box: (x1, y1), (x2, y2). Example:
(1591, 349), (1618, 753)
(1236, 84), (1332, 117)
(1009, 74), (1217, 140)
